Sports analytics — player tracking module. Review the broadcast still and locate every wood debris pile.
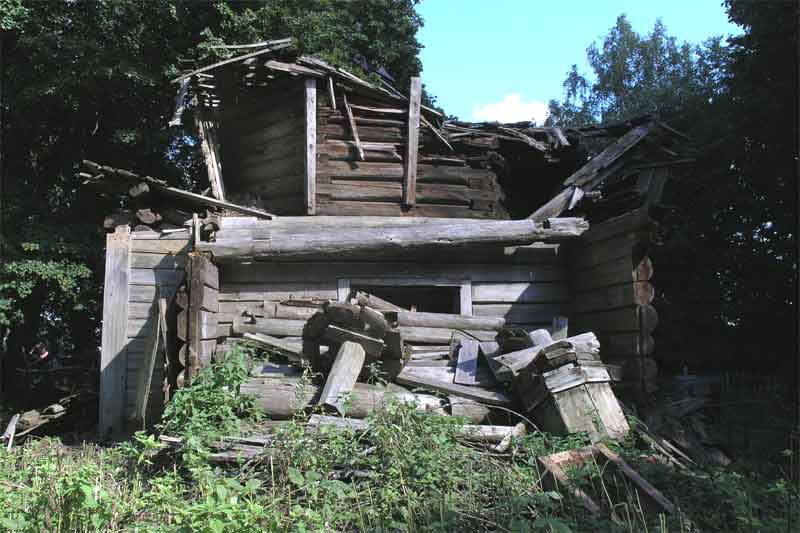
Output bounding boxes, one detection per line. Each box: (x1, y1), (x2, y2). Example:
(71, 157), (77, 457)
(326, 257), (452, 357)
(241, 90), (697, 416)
(225, 291), (629, 444)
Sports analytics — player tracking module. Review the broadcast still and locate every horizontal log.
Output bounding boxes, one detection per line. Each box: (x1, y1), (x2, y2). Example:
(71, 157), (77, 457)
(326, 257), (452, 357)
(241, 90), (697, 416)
(573, 305), (658, 333)
(318, 160), (494, 185)
(241, 377), (443, 419)
(579, 208), (656, 244)
(318, 179), (494, 205)
(398, 326), (497, 344)
(233, 317), (306, 337)
(218, 283), (338, 301)
(387, 311), (505, 331)
(570, 255), (637, 293)
(473, 303), (565, 324)
(199, 218), (589, 260)
(571, 281), (654, 314)
(130, 239), (191, 254)
(221, 261), (565, 283)
(602, 332), (655, 357)
(218, 215), (497, 232)
(471, 282), (569, 303)
(321, 326), (385, 356)
(314, 201), (497, 219)
(130, 253), (188, 270)
(569, 231), (650, 271)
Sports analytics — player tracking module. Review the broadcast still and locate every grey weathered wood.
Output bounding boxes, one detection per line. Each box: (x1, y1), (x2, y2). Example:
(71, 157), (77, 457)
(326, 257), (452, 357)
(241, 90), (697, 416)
(242, 332), (303, 360)
(132, 296), (167, 428)
(233, 317), (306, 337)
(387, 310), (505, 331)
(448, 396), (491, 423)
(242, 377), (442, 419)
(398, 326), (497, 344)
(304, 77), (317, 214)
(200, 218), (589, 260)
(453, 339), (480, 385)
(471, 282), (569, 304)
(550, 316), (569, 340)
(402, 76), (422, 206)
(342, 92), (365, 161)
(322, 325), (384, 357)
(529, 186), (577, 223)
(196, 116), (225, 201)
(459, 279), (473, 315)
(319, 341), (366, 413)
(359, 305), (390, 336)
(327, 76), (336, 110)
(100, 225), (131, 439)
(396, 366), (511, 406)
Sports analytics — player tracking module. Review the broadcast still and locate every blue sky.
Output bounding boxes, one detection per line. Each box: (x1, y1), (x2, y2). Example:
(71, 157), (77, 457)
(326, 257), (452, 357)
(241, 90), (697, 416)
(417, 0), (742, 122)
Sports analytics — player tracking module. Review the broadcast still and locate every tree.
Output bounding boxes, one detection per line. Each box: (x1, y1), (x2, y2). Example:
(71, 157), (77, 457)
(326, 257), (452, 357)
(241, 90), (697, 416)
(546, 7), (797, 372)
(0, 0), (427, 391)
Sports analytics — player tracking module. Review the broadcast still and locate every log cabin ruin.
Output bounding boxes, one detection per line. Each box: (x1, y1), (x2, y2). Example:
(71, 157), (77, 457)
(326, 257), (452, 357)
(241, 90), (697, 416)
(81, 39), (693, 441)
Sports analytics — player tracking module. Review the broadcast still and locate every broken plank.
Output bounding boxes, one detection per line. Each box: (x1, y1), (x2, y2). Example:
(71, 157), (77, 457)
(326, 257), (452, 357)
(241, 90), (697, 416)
(454, 339), (480, 385)
(319, 341), (366, 414)
(396, 366), (511, 406)
(322, 325), (384, 356)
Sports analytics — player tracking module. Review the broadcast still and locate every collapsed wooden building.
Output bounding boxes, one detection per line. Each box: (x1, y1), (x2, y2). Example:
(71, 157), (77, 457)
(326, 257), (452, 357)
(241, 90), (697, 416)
(83, 40), (693, 439)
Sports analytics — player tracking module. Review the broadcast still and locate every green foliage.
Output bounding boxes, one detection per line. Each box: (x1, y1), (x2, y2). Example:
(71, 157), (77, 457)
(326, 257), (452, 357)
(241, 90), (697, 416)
(160, 344), (261, 446)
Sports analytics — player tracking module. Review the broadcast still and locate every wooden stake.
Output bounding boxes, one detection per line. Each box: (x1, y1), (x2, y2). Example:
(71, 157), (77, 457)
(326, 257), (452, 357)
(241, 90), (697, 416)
(342, 93), (365, 161)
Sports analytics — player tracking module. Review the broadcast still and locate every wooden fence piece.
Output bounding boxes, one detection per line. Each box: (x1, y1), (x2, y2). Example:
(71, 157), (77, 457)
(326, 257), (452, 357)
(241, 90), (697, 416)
(305, 77), (317, 214)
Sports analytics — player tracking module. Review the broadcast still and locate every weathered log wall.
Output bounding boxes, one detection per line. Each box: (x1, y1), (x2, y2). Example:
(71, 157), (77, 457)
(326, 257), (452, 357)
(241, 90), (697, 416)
(566, 208), (658, 389)
(315, 88), (506, 218)
(219, 78), (307, 215)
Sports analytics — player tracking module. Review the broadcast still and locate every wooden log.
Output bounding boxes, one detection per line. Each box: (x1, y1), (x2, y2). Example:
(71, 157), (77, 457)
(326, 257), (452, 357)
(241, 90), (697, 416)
(198, 218), (589, 260)
(319, 341), (366, 414)
(241, 377), (443, 419)
(386, 310), (505, 331)
(233, 317), (306, 337)
(403, 76), (422, 206)
(573, 305), (658, 333)
(398, 326), (497, 344)
(322, 325), (384, 357)
(453, 340), (480, 386)
(359, 305), (390, 337)
(448, 396), (491, 424)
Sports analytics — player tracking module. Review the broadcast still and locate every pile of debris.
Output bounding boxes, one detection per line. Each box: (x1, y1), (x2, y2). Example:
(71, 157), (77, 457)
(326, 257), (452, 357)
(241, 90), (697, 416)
(225, 293), (629, 444)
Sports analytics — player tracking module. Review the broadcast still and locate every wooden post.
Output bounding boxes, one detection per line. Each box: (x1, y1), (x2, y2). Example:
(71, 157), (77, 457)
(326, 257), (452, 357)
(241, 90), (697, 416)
(186, 255), (218, 383)
(403, 76), (422, 206)
(304, 77), (317, 215)
(99, 225), (131, 439)
(195, 115), (225, 201)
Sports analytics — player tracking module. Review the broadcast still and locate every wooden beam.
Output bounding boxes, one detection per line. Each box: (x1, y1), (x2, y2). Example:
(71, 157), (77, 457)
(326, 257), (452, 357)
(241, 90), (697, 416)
(199, 218), (589, 260)
(319, 341), (366, 414)
(132, 295), (167, 429)
(327, 76), (336, 110)
(342, 92), (365, 160)
(99, 225), (131, 439)
(304, 77), (317, 215)
(403, 76), (422, 206)
(195, 116), (225, 201)
(454, 339), (480, 386)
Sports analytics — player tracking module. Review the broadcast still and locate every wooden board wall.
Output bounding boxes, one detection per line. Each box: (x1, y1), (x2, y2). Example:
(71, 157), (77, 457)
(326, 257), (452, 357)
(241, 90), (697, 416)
(314, 87), (506, 219)
(566, 209), (657, 385)
(215, 244), (571, 346)
(124, 229), (191, 427)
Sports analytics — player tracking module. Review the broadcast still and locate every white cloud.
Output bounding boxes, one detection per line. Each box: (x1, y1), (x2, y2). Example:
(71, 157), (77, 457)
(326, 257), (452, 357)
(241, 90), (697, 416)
(471, 93), (549, 124)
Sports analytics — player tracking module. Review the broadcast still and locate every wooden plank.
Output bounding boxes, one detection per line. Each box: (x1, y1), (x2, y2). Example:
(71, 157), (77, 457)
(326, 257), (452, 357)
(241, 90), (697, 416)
(402, 77), (421, 206)
(319, 341), (366, 413)
(594, 443), (677, 514)
(305, 77), (317, 214)
(196, 116), (225, 201)
(573, 304), (658, 333)
(398, 326), (498, 344)
(454, 339), (480, 385)
(130, 239), (191, 254)
(218, 283), (338, 302)
(459, 279), (473, 315)
(550, 316), (569, 340)
(322, 325), (384, 356)
(396, 365), (511, 406)
(342, 92), (365, 161)
(132, 297), (167, 428)
(327, 77), (336, 110)
(233, 317), (306, 337)
(130, 253), (188, 270)
(472, 282), (569, 303)
(388, 310), (503, 331)
(99, 226), (131, 438)
(580, 208), (655, 244)
(570, 255), (637, 293)
(570, 231), (650, 271)
(314, 200), (496, 219)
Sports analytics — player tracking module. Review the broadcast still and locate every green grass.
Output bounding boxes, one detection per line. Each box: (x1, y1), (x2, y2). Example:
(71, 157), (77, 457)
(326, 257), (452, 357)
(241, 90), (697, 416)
(0, 347), (796, 532)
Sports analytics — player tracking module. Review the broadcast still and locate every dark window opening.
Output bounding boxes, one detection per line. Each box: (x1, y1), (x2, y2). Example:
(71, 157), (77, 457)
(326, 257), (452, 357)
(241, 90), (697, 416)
(354, 285), (460, 314)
